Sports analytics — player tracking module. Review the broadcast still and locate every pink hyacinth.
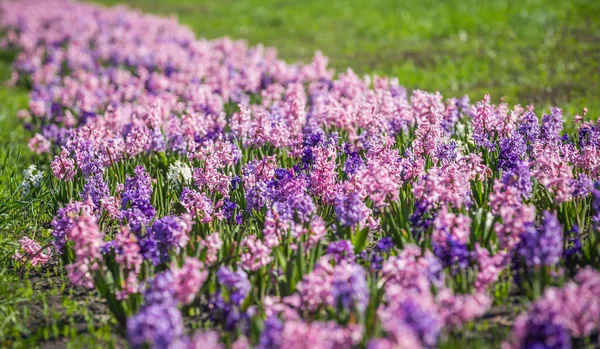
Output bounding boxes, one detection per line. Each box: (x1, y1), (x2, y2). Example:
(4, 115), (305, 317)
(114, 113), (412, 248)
(13, 237), (51, 266)
(310, 145), (338, 203)
(180, 188), (214, 223)
(51, 147), (76, 181)
(172, 257), (208, 305)
(279, 319), (362, 349)
(240, 235), (273, 271)
(432, 207), (471, 248)
(473, 243), (509, 291)
(296, 256), (334, 311)
(65, 212), (103, 288)
(27, 134), (51, 154)
(436, 289), (492, 328)
(202, 232), (223, 265)
(113, 227), (143, 299)
(494, 204), (536, 251)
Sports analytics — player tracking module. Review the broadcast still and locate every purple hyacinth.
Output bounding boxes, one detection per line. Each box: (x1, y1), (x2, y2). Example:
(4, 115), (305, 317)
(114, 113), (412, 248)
(376, 237), (394, 253)
(517, 111), (540, 143)
(216, 266), (251, 305)
(327, 240), (356, 263)
(331, 262), (370, 313)
(256, 316), (283, 349)
(435, 141), (458, 164)
(502, 161), (533, 199)
(540, 107), (563, 141)
(577, 120), (600, 148)
(334, 192), (368, 228)
(570, 174), (592, 198)
(143, 271), (175, 305)
(205, 292), (250, 333)
(127, 301), (184, 349)
(139, 236), (161, 265)
(151, 215), (189, 262)
(397, 298), (441, 348)
(498, 133), (526, 170)
(222, 199), (237, 220)
(514, 302), (571, 349)
(517, 211), (563, 268)
(80, 172), (109, 208)
(121, 166), (155, 227)
(564, 225), (582, 260)
(343, 150), (365, 176)
(432, 237), (470, 274)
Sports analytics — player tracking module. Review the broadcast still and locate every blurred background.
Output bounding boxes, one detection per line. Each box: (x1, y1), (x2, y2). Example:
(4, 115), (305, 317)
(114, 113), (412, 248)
(94, 0), (600, 124)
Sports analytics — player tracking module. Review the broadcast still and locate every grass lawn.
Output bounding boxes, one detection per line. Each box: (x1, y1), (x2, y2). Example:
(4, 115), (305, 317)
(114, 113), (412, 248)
(0, 0), (598, 347)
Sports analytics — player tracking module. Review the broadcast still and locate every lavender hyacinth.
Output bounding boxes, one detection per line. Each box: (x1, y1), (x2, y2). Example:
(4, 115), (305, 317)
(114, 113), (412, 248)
(331, 262), (370, 313)
(121, 166), (155, 227)
(256, 316), (283, 349)
(334, 192), (368, 228)
(517, 111), (540, 143)
(216, 266), (251, 304)
(540, 107), (564, 142)
(327, 240), (356, 263)
(151, 215), (190, 263)
(80, 172), (109, 208)
(143, 271), (175, 305)
(127, 301), (184, 349)
(516, 211), (563, 268)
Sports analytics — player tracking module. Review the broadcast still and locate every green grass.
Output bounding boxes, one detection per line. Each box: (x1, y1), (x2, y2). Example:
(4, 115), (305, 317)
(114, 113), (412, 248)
(0, 0), (599, 347)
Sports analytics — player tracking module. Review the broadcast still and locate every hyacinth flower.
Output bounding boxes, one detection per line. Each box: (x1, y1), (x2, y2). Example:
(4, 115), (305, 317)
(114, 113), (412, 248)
(512, 211), (564, 299)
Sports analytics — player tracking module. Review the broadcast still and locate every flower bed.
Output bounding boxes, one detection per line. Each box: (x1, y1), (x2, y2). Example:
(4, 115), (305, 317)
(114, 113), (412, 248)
(3, 0), (600, 348)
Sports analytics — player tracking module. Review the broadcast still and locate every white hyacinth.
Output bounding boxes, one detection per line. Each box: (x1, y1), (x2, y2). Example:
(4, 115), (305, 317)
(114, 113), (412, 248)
(21, 164), (44, 194)
(167, 160), (192, 185)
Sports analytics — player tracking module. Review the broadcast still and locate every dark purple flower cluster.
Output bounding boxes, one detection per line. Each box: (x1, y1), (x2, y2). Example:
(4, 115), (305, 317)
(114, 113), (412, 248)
(121, 166), (155, 227)
(514, 303), (571, 349)
(498, 133), (527, 170)
(256, 316), (283, 349)
(151, 215), (188, 263)
(517, 111), (540, 143)
(432, 237), (470, 273)
(540, 108), (564, 142)
(516, 211), (563, 268)
(435, 141), (458, 164)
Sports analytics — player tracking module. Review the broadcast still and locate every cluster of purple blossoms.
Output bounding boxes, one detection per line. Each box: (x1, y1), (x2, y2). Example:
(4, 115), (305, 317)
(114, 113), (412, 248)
(516, 211), (563, 268)
(121, 166), (155, 227)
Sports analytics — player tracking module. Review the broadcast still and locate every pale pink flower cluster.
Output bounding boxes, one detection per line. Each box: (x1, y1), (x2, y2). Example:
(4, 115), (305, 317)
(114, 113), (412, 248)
(13, 237), (51, 266)
(279, 319), (363, 349)
(473, 243), (509, 291)
(201, 233), (223, 265)
(65, 213), (103, 289)
(114, 227), (143, 299)
(27, 133), (51, 154)
(172, 257), (208, 305)
(432, 207), (471, 248)
(50, 147), (76, 181)
(180, 189), (214, 223)
(240, 235), (273, 271)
